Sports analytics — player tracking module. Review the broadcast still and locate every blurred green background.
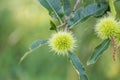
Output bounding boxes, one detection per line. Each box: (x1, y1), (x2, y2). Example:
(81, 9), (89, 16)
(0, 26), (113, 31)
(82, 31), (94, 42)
(0, 0), (120, 80)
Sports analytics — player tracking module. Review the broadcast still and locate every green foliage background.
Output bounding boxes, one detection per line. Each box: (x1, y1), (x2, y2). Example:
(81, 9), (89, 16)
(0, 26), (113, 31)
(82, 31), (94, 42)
(0, 0), (120, 80)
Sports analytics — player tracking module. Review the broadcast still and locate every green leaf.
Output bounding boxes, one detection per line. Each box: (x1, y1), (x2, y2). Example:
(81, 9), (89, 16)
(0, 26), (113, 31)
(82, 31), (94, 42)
(50, 20), (57, 32)
(62, 0), (71, 16)
(95, 0), (107, 4)
(94, 4), (108, 17)
(29, 40), (48, 50)
(69, 3), (108, 28)
(109, 0), (117, 17)
(87, 39), (110, 65)
(69, 51), (88, 80)
(39, 0), (63, 23)
(19, 40), (48, 63)
(115, 1), (120, 17)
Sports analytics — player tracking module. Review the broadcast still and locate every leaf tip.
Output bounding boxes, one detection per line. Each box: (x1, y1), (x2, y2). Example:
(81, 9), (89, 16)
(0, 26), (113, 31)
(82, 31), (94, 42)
(87, 60), (95, 65)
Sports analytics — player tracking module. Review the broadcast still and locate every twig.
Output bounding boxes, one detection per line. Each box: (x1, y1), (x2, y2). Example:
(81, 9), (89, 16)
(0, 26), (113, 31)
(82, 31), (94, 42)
(73, 0), (80, 12)
(58, 22), (66, 28)
(59, 0), (81, 31)
(64, 24), (69, 32)
(70, 0), (80, 18)
(64, 0), (80, 31)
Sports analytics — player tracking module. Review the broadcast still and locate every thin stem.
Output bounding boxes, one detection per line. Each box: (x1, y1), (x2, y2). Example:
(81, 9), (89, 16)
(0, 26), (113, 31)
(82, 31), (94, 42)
(64, 24), (69, 32)
(64, 17), (68, 31)
(58, 22), (66, 28)
(70, 0), (80, 18)
(63, 0), (80, 31)
(59, 0), (80, 31)
(73, 0), (80, 12)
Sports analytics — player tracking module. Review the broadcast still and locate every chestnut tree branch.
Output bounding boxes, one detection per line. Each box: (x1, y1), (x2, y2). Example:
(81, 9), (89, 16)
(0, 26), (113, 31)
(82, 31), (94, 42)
(58, 0), (80, 31)
(73, 0), (80, 12)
